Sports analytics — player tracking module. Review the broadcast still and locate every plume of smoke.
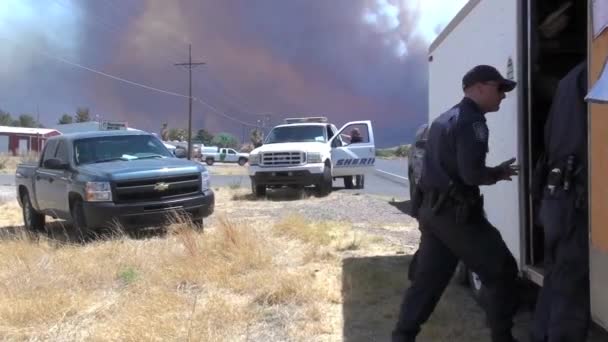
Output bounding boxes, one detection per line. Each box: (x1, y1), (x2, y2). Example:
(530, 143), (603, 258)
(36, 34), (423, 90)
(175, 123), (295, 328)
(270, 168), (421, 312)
(0, 0), (83, 81)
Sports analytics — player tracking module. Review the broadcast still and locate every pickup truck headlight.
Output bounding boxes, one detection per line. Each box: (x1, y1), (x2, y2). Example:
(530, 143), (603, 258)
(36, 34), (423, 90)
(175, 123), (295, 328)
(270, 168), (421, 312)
(201, 171), (211, 191)
(85, 182), (112, 202)
(249, 153), (260, 166)
(307, 152), (322, 164)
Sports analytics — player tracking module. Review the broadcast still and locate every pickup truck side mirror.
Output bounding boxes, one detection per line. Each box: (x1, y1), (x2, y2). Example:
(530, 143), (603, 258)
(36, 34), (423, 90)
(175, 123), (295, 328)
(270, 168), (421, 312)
(174, 148), (187, 158)
(43, 158), (69, 170)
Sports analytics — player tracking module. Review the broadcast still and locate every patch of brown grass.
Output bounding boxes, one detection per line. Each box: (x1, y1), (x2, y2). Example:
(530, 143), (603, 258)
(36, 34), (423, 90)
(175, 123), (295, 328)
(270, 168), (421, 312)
(0, 200), (23, 227)
(0, 153), (39, 174)
(273, 214), (335, 247)
(2, 188), (494, 341)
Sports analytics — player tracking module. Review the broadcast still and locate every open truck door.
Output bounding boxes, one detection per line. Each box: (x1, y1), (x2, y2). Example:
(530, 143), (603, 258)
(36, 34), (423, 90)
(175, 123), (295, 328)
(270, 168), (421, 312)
(588, 2), (608, 329)
(329, 120), (375, 177)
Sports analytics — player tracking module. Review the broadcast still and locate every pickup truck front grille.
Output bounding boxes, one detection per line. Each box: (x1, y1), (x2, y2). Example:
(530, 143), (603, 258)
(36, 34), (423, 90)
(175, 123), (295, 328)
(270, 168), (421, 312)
(261, 152), (304, 166)
(114, 174), (200, 203)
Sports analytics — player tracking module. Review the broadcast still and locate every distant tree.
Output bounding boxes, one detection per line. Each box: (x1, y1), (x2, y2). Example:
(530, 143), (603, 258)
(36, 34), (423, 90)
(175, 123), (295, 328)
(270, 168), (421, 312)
(75, 107), (91, 123)
(195, 129), (214, 145)
(168, 128), (186, 141)
(0, 110), (13, 126)
(250, 128), (264, 148)
(211, 132), (239, 149)
(58, 114), (73, 124)
(16, 114), (37, 128)
(395, 145), (411, 157)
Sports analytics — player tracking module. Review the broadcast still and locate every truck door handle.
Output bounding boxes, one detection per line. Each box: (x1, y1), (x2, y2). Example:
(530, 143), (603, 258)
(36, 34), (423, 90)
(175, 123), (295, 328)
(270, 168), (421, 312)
(48, 177), (54, 183)
(36, 176), (41, 181)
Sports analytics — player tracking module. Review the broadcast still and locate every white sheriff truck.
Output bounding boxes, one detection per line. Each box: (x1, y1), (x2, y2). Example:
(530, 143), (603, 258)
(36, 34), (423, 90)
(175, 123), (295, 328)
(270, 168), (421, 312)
(247, 117), (375, 197)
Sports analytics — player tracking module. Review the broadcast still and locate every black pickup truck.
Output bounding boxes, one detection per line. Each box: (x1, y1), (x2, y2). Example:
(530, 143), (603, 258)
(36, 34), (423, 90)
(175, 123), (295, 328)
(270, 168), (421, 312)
(15, 130), (214, 235)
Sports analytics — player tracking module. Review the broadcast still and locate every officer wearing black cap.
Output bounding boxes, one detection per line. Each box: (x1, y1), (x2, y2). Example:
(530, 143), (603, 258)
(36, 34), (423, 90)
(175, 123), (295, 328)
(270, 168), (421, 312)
(530, 61), (589, 342)
(392, 65), (520, 342)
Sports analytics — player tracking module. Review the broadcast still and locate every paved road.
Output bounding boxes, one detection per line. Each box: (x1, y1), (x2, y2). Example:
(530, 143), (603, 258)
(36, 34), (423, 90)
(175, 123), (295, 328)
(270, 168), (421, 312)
(210, 158), (411, 200)
(0, 158), (412, 200)
(0, 174), (13, 186)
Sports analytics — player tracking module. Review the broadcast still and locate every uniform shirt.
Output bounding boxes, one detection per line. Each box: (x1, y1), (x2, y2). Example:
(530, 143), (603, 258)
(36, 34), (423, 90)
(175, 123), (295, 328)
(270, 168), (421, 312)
(419, 97), (499, 193)
(543, 62), (587, 172)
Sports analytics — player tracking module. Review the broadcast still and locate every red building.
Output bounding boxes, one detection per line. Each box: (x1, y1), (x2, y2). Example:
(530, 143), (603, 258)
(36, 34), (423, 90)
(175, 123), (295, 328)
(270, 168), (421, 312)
(0, 126), (61, 156)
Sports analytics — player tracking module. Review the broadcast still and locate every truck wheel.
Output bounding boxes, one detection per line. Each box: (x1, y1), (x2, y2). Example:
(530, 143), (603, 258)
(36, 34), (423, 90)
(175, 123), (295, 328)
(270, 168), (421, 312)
(238, 158), (247, 166)
(71, 199), (93, 241)
(356, 175), (365, 189)
(344, 176), (354, 189)
(251, 180), (266, 197)
(192, 218), (204, 231)
(468, 269), (485, 305)
(315, 165), (332, 197)
(21, 191), (45, 232)
(205, 158), (214, 166)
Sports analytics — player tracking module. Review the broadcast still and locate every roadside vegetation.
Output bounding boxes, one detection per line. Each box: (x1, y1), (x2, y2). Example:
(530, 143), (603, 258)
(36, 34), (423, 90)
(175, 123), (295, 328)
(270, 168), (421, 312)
(375, 145), (410, 159)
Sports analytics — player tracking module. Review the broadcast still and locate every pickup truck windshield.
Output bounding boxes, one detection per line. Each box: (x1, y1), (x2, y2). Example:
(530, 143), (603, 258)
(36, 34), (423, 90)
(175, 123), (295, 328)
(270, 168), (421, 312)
(74, 135), (173, 165)
(265, 126), (326, 144)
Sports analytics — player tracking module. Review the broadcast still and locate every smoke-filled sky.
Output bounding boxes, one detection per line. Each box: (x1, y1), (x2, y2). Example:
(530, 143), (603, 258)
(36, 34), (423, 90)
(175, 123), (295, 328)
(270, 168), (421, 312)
(0, 0), (466, 147)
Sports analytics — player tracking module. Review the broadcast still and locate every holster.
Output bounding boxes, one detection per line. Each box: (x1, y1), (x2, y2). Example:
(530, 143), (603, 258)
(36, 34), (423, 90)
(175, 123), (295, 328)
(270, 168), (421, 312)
(429, 184), (483, 223)
(451, 191), (484, 223)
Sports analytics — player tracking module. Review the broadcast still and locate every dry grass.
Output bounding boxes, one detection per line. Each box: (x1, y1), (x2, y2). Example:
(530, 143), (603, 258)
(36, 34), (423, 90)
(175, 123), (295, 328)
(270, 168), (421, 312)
(0, 153), (39, 174)
(0, 200), (23, 227)
(1, 187), (585, 341)
(0, 200), (361, 341)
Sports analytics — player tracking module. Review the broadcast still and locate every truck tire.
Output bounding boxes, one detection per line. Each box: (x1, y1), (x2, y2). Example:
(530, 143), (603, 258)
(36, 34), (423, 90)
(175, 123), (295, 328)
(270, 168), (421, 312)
(238, 158), (247, 166)
(344, 176), (354, 189)
(71, 199), (93, 241)
(205, 158), (214, 166)
(315, 165), (332, 197)
(355, 175), (365, 189)
(251, 179), (266, 197)
(21, 191), (45, 232)
(192, 217), (204, 231)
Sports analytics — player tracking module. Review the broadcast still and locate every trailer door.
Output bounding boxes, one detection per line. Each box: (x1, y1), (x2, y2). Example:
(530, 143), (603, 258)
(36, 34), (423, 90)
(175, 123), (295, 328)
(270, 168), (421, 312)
(588, 0), (608, 331)
(427, 0), (524, 266)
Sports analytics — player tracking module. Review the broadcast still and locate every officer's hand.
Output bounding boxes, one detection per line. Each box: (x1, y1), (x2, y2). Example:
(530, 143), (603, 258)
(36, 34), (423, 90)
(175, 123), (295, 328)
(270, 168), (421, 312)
(496, 157), (518, 181)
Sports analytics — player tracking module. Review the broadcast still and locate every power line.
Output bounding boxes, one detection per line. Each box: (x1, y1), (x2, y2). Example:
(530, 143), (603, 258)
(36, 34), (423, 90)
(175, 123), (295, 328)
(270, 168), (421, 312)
(193, 97), (258, 127)
(42, 50), (191, 99)
(0, 36), (259, 128)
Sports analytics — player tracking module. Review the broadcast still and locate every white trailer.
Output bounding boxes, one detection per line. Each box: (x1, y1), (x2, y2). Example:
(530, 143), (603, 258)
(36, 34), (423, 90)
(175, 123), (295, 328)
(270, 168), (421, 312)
(428, 0), (608, 331)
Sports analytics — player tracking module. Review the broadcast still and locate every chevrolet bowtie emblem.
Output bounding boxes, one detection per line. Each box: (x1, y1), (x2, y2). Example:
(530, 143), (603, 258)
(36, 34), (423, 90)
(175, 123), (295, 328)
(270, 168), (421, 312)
(154, 182), (169, 191)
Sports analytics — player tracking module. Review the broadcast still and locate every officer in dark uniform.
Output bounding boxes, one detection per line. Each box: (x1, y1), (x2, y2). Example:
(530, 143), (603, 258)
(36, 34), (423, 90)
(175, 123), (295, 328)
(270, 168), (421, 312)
(530, 61), (589, 342)
(392, 65), (520, 342)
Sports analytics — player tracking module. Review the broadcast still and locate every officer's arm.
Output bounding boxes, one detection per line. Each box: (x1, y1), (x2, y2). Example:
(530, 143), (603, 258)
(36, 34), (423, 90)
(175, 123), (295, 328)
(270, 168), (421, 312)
(455, 121), (500, 186)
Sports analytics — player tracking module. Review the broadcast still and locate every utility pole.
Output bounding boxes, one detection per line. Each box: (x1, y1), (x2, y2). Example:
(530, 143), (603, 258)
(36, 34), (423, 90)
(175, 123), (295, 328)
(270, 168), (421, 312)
(174, 44), (205, 160)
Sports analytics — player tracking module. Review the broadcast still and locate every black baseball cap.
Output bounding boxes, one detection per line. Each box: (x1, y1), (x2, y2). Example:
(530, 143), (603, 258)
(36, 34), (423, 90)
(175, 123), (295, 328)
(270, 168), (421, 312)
(462, 65), (517, 92)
